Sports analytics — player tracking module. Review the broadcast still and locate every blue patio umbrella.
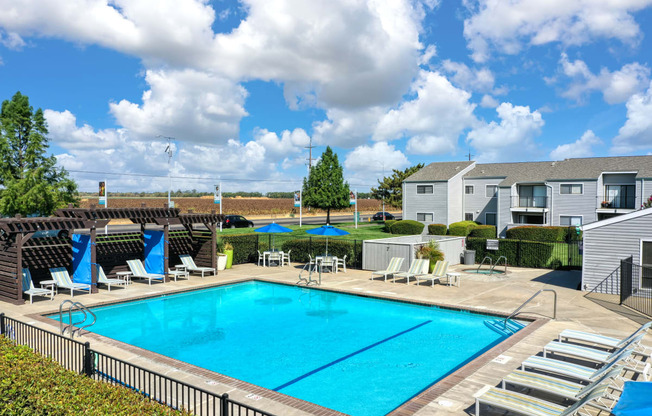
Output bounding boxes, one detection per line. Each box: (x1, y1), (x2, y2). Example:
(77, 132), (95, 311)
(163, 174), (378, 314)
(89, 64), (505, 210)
(255, 222), (292, 250)
(612, 381), (652, 416)
(305, 224), (350, 255)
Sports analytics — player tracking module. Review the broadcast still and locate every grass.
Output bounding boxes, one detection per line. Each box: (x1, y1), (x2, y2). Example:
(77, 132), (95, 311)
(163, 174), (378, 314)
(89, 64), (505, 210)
(217, 221), (417, 242)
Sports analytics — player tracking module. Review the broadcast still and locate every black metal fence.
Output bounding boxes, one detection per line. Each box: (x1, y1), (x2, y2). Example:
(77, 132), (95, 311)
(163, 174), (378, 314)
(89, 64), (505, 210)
(0, 314), (275, 416)
(585, 257), (652, 318)
(466, 238), (582, 269)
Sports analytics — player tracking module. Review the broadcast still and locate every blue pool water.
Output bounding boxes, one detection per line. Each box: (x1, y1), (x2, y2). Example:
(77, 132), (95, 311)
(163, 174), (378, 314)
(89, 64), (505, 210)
(50, 281), (524, 415)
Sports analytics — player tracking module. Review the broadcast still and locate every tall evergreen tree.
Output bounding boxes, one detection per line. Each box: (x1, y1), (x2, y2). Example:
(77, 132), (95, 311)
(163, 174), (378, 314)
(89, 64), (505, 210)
(302, 146), (350, 224)
(371, 163), (425, 208)
(0, 92), (78, 216)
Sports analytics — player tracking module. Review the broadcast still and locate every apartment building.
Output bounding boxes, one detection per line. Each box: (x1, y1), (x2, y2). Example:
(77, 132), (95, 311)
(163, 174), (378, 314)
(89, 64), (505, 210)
(402, 156), (652, 237)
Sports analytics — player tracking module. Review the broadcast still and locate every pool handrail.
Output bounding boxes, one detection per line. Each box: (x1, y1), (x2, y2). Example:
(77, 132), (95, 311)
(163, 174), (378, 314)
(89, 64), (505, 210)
(59, 300), (96, 339)
(477, 256), (493, 273)
(504, 289), (557, 328)
(490, 256), (508, 274)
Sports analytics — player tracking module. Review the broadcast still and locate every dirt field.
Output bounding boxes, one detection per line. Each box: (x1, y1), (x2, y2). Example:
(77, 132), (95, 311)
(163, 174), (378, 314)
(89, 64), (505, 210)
(80, 197), (389, 217)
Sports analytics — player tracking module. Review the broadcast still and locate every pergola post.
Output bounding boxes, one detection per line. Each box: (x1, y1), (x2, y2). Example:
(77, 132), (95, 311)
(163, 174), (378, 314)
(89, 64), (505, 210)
(90, 225), (98, 294)
(163, 223), (170, 282)
(210, 221), (217, 272)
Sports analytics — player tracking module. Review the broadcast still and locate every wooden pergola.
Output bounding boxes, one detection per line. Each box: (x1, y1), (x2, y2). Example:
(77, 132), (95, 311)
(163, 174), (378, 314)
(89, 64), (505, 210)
(0, 207), (225, 305)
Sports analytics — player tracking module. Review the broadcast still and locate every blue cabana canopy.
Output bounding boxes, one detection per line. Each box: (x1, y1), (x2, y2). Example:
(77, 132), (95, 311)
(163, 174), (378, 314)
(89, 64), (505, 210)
(612, 381), (652, 416)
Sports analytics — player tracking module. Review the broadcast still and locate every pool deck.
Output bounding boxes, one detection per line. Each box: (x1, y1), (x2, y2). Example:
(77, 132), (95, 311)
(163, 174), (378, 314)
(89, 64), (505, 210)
(3, 264), (650, 416)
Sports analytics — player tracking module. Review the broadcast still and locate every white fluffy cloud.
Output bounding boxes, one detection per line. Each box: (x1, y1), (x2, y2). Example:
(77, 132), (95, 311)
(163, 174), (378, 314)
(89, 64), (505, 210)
(558, 53), (650, 104)
(252, 127), (310, 160)
(109, 69), (248, 143)
(344, 142), (410, 174)
(464, 0), (652, 62)
(466, 102), (544, 161)
(441, 60), (495, 93)
(550, 130), (602, 159)
(375, 70), (477, 154)
(612, 81), (652, 154)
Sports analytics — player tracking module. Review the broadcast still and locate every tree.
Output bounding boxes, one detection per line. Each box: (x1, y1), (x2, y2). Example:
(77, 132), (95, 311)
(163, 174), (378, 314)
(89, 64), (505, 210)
(0, 92), (78, 216)
(302, 146), (350, 224)
(370, 163), (425, 209)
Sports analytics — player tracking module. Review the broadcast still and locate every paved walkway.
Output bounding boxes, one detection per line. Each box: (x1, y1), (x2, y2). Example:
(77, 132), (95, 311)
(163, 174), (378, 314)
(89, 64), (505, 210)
(2, 264), (649, 415)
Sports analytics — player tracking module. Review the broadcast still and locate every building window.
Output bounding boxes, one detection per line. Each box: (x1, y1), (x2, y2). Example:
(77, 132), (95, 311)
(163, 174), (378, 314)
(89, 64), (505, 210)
(485, 213), (497, 226)
(465, 213), (474, 221)
(560, 184), (583, 195)
(465, 185), (474, 195)
(417, 213), (433, 222)
(642, 241), (652, 289)
(416, 185), (433, 194)
(605, 185), (635, 208)
(485, 185), (498, 198)
(560, 216), (582, 226)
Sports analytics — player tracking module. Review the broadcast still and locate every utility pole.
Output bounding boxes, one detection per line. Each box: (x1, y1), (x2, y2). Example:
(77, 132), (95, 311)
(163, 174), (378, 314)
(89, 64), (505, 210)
(467, 148), (474, 161)
(158, 135), (175, 208)
(305, 137), (316, 174)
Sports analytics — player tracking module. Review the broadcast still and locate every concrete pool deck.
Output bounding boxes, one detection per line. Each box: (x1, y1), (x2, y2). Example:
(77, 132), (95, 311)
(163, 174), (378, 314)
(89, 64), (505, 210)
(2, 264), (649, 416)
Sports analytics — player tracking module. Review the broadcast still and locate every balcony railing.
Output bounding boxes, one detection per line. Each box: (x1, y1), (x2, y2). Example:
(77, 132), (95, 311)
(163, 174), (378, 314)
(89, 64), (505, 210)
(511, 196), (548, 209)
(597, 195), (636, 209)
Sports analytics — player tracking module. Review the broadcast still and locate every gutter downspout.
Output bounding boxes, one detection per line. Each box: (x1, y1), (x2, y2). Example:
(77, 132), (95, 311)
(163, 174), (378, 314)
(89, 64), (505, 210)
(545, 183), (553, 225)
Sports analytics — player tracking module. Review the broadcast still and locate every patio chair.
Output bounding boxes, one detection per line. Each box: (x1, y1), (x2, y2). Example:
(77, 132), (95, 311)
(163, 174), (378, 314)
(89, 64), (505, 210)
(267, 251), (282, 267)
(558, 322), (652, 353)
(96, 265), (128, 291)
(521, 348), (641, 383)
(49, 267), (92, 296)
(336, 254), (347, 272)
(502, 365), (624, 402)
(179, 254), (215, 277)
(319, 256), (336, 273)
(22, 268), (54, 304)
(475, 383), (615, 416)
(257, 250), (264, 266)
(543, 333), (645, 364)
(414, 260), (449, 287)
(282, 249), (292, 267)
(126, 260), (165, 285)
(393, 259), (429, 284)
(370, 257), (405, 282)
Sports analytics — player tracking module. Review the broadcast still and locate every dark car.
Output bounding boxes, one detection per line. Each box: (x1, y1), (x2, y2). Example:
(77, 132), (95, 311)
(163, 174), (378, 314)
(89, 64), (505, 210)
(224, 215), (254, 228)
(372, 212), (394, 221)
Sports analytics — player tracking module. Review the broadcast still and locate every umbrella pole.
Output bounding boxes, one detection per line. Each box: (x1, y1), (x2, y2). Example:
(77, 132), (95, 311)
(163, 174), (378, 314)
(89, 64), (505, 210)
(326, 237), (328, 255)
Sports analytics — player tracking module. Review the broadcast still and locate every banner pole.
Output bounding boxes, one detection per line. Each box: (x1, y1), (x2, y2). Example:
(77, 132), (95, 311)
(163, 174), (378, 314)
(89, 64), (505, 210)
(104, 179), (108, 235)
(299, 190), (302, 228)
(219, 181), (222, 232)
(355, 189), (358, 229)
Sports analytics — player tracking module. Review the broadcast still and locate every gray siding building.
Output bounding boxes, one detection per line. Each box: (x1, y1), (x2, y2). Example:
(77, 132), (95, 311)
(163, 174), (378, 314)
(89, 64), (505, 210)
(403, 156), (652, 237)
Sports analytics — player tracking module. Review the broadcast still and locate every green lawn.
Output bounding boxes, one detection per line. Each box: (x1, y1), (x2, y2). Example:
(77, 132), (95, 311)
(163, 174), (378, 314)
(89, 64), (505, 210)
(217, 221), (408, 241)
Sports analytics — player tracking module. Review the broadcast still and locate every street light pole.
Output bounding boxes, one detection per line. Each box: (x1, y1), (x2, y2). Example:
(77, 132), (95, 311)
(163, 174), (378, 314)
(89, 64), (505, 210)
(381, 162), (385, 221)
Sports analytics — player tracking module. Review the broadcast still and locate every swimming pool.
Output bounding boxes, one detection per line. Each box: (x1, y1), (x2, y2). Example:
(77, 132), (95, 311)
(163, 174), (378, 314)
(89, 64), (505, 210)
(51, 281), (524, 416)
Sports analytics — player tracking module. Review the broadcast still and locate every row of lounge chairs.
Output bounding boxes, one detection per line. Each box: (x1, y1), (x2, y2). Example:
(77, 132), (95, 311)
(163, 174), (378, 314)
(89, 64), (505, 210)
(371, 257), (451, 286)
(22, 254), (215, 303)
(475, 321), (652, 415)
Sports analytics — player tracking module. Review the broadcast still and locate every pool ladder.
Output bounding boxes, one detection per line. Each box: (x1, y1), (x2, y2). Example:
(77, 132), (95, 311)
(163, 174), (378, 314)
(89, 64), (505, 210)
(59, 300), (96, 339)
(477, 256), (508, 275)
(297, 262), (321, 286)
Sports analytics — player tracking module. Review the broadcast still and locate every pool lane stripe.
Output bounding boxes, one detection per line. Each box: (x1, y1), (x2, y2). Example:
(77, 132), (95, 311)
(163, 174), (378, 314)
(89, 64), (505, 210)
(273, 319), (432, 391)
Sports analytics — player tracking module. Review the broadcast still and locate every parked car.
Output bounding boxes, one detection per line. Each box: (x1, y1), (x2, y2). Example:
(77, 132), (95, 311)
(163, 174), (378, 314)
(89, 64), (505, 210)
(372, 212), (394, 221)
(224, 215), (254, 228)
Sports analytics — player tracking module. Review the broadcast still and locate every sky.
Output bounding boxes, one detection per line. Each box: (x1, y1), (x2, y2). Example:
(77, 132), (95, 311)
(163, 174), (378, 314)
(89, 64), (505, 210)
(2, 0), (652, 194)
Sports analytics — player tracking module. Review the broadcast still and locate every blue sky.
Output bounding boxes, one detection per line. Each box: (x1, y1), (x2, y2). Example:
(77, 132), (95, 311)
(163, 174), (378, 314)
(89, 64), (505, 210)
(1, 0), (652, 193)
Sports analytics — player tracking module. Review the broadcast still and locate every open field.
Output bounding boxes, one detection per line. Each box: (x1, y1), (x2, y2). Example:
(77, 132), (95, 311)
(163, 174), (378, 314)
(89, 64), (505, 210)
(81, 197), (386, 216)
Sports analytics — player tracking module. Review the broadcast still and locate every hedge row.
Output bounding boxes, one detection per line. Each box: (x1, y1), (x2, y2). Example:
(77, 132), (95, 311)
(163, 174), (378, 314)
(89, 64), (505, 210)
(448, 220), (478, 236)
(389, 220), (424, 234)
(506, 226), (566, 242)
(220, 234), (260, 264)
(468, 225), (496, 238)
(0, 337), (185, 415)
(280, 239), (360, 266)
(466, 237), (555, 268)
(427, 223), (447, 235)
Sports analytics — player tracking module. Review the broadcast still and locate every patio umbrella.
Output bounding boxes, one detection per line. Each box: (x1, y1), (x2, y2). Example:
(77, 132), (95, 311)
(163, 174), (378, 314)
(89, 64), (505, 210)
(255, 222), (292, 250)
(305, 224), (350, 255)
(612, 381), (652, 416)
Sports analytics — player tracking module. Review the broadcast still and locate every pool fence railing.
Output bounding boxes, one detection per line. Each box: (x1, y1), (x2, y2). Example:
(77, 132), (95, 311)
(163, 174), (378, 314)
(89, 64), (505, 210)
(0, 313), (276, 416)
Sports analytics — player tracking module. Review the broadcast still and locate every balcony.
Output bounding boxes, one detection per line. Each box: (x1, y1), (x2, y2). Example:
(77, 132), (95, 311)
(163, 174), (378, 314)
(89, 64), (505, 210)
(511, 196), (549, 211)
(597, 195), (636, 210)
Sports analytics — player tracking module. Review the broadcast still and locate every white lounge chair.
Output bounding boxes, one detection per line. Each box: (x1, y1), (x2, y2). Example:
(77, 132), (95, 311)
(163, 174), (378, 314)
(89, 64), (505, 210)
(96, 265), (128, 291)
(49, 267), (91, 296)
(559, 322), (652, 352)
(371, 257), (405, 282)
(179, 254), (215, 277)
(414, 260), (449, 286)
(475, 383), (614, 416)
(394, 259), (429, 284)
(22, 268), (54, 304)
(126, 260), (165, 285)
(543, 333), (645, 364)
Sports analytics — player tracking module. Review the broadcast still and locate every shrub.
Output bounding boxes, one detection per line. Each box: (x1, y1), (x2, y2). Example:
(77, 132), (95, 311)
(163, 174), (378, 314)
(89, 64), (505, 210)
(281, 238), (356, 266)
(389, 220), (424, 235)
(0, 337), (186, 415)
(469, 225), (496, 238)
(383, 219), (398, 232)
(416, 240), (445, 271)
(427, 223), (447, 235)
(506, 226), (566, 242)
(220, 234), (259, 264)
(466, 237), (555, 268)
(448, 220), (478, 236)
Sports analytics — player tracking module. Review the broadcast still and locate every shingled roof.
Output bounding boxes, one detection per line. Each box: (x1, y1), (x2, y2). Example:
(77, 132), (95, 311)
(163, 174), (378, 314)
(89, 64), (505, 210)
(409, 155), (652, 186)
(404, 161), (474, 181)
